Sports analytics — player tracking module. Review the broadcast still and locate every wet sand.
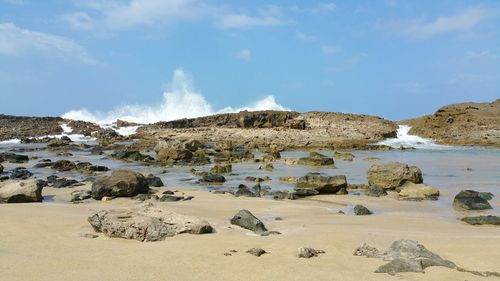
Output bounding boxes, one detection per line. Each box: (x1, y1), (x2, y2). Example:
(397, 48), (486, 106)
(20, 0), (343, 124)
(1, 186), (499, 281)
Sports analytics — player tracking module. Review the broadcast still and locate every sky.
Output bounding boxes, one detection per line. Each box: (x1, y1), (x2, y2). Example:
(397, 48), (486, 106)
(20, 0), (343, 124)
(0, 0), (499, 121)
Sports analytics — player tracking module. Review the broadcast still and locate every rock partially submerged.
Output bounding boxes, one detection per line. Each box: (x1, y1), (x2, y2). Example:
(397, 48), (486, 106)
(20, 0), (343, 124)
(91, 170), (149, 200)
(0, 180), (43, 203)
(397, 183), (440, 200)
(453, 190), (493, 210)
(367, 162), (423, 189)
(297, 152), (334, 166)
(88, 204), (214, 241)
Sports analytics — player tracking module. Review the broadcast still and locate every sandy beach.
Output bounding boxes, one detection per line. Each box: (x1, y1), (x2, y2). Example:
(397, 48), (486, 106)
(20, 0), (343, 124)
(1, 185), (499, 281)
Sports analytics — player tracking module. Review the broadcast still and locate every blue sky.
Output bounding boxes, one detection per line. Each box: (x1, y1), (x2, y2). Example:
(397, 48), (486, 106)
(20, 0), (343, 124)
(0, 0), (499, 121)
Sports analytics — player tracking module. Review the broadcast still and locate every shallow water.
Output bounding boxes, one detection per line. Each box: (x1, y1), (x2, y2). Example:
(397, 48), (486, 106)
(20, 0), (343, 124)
(1, 140), (499, 218)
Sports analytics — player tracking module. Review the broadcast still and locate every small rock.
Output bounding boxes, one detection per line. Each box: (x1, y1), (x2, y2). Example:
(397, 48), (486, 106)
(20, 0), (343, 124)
(453, 190), (493, 210)
(354, 205), (372, 215)
(230, 209), (268, 235)
(246, 248), (267, 257)
(298, 247), (325, 258)
(365, 185), (388, 197)
(70, 190), (91, 202)
(80, 233), (98, 239)
(461, 215), (500, 226)
(200, 174), (226, 184)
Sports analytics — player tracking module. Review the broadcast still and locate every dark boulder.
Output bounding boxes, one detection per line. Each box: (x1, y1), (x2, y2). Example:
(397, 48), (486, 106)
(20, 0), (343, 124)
(354, 204), (372, 215)
(453, 190), (493, 210)
(146, 174), (164, 187)
(0, 152), (29, 163)
(230, 209), (268, 235)
(461, 215), (500, 226)
(91, 170), (149, 200)
(365, 185), (388, 197)
(10, 167), (33, 180)
(51, 160), (76, 172)
(200, 174), (226, 184)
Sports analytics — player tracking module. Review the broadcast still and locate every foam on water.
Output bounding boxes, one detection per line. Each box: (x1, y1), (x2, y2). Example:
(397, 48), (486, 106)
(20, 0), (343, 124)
(377, 125), (451, 149)
(62, 69), (290, 125)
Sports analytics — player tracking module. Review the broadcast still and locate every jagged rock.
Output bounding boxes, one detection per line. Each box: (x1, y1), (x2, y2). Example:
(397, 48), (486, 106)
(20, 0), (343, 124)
(291, 188), (320, 198)
(453, 190), (493, 210)
(397, 183), (439, 200)
(51, 160), (76, 172)
(71, 190), (92, 202)
(210, 164), (232, 174)
(297, 152), (334, 166)
(91, 170), (149, 200)
(246, 248), (267, 257)
(365, 185), (388, 197)
(367, 162), (423, 189)
(200, 174), (226, 183)
(183, 139), (204, 152)
(47, 138), (71, 149)
(298, 248), (325, 258)
(461, 215), (500, 226)
(354, 204), (372, 215)
(88, 204), (214, 241)
(230, 209), (268, 235)
(9, 167), (33, 180)
(0, 180), (43, 203)
(295, 173), (347, 194)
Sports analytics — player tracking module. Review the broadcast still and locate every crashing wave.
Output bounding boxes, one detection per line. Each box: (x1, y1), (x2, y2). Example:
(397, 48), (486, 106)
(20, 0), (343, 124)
(377, 125), (451, 149)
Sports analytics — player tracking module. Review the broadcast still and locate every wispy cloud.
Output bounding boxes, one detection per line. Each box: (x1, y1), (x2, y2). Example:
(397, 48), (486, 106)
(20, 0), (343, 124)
(215, 5), (287, 29)
(64, 0), (205, 31)
(381, 7), (493, 39)
(0, 22), (96, 64)
(318, 2), (336, 11)
(290, 2), (337, 14)
(321, 45), (341, 55)
(295, 31), (316, 41)
(466, 50), (498, 60)
(235, 49), (251, 61)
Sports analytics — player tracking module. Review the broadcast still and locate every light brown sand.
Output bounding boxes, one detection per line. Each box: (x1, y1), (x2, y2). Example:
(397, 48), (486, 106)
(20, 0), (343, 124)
(1, 185), (499, 281)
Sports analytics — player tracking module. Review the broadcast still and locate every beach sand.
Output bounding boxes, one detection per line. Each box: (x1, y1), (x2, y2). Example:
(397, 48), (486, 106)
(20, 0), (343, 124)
(1, 185), (499, 281)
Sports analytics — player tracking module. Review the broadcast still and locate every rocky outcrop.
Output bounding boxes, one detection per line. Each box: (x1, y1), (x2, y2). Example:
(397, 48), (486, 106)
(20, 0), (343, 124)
(0, 114), (63, 141)
(91, 170), (149, 200)
(406, 99), (500, 146)
(295, 173), (347, 194)
(0, 180), (43, 203)
(453, 190), (493, 210)
(367, 162), (423, 189)
(88, 204), (214, 241)
(0, 152), (29, 163)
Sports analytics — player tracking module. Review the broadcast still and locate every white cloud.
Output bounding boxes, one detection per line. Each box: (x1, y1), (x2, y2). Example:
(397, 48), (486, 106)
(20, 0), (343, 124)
(295, 31), (316, 41)
(321, 45), (341, 55)
(235, 49), (251, 61)
(64, 0), (204, 31)
(0, 22), (96, 64)
(382, 7), (492, 39)
(290, 3), (337, 14)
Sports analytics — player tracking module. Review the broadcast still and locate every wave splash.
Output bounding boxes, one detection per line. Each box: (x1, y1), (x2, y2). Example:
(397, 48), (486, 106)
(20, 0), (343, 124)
(62, 69), (290, 124)
(377, 125), (451, 149)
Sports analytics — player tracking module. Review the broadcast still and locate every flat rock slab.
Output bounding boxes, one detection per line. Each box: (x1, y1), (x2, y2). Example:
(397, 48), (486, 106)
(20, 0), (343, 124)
(88, 204), (214, 242)
(461, 215), (500, 226)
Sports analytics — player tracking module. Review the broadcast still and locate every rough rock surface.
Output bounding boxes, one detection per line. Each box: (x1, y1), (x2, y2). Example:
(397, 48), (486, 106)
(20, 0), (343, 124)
(367, 162), (423, 189)
(297, 152), (334, 166)
(295, 173), (347, 194)
(354, 205), (372, 215)
(88, 204), (214, 241)
(365, 185), (387, 197)
(406, 99), (500, 147)
(91, 170), (149, 200)
(230, 209), (268, 235)
(453, 190), (493, 210)
(0, 180), (43, 203)
(0, 114), (63, 141)
(246, 248), (267, 257)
